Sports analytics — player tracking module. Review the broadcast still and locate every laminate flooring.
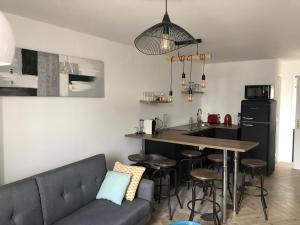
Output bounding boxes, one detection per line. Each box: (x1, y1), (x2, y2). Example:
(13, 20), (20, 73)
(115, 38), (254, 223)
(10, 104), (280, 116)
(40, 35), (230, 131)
(148, 163), (300, 225)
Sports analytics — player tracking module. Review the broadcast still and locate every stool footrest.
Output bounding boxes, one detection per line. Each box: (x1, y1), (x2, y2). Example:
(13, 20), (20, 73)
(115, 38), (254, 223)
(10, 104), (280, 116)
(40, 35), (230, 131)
(187, 198), (221, 215)
(239, 185), (268, 197)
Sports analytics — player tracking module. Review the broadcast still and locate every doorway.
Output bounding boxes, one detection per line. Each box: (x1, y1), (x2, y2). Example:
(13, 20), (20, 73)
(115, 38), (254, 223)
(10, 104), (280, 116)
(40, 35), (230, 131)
(293, 76), (300, 169)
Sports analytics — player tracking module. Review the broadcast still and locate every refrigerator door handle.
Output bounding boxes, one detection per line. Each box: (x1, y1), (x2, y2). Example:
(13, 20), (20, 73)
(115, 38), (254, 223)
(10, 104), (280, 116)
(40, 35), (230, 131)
(242, 117), (254, 120)
(243, 123), (254, 127)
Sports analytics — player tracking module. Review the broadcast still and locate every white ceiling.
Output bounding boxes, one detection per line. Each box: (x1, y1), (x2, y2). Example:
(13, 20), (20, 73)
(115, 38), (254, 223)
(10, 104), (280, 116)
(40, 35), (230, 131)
(1, 0), (300, 62)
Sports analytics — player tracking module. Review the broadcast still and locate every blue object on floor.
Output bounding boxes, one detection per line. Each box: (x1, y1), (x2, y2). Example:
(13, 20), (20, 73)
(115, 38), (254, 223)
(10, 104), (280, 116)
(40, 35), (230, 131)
(170, 221), (201, 225)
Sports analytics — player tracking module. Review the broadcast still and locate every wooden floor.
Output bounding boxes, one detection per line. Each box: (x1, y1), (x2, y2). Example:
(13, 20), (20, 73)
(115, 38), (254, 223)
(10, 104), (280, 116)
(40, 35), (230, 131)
(148, 163), (300, 225)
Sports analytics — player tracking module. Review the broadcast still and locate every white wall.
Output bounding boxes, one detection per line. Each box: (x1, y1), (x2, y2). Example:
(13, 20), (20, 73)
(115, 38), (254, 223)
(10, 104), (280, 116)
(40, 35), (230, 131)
(0, 98), (3, 185)
(1, 13), (201, 184)
(200, 60), (277, 122)
(278, 60), (300, 165)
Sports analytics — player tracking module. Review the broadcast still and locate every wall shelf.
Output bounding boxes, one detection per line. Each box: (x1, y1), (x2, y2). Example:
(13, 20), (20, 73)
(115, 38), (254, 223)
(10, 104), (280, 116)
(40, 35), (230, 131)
(140, 100), (172, 104)
(181, 91), (204, 94)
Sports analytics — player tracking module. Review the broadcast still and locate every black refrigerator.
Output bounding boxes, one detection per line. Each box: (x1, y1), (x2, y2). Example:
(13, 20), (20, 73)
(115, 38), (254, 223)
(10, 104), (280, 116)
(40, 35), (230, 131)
(241, 99), (276, 175)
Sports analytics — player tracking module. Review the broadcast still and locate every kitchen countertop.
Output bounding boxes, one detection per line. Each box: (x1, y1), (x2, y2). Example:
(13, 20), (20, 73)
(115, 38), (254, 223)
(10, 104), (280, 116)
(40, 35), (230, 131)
(125, 123), (258, 153)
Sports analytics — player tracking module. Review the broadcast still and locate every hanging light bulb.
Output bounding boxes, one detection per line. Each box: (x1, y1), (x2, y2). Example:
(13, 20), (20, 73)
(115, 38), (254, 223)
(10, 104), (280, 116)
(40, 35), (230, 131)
(168, 90), (173, 102)
(180, 55), (186, 86)
(181, 71), (186, 86)
(188, 87), (193, 102)
(201, 56), (206, 88)
(188, 55), (193, 102)
(168, 56), (174, 102)
(161, 33), (171, 51)
(201, 74), (206, 88)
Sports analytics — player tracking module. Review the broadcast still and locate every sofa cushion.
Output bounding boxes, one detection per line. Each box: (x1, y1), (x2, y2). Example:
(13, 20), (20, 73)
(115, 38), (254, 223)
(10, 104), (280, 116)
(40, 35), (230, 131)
(53, 198), (151, 225)
(36, 154), (107, 225)
(96, 170), (131, 205)
(0, 177), (43, 225)
(113, 161), (146, 201)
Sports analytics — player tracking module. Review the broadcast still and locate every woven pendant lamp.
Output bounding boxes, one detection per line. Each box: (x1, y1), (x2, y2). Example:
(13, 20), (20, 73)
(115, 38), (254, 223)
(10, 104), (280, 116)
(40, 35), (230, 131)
(134, 0), (196, 55)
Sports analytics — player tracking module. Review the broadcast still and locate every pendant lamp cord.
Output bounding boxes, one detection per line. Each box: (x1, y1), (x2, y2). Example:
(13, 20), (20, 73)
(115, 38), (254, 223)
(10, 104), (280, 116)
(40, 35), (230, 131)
(203, 56), (206, 74)
(188, 55), (193, 82)
(179, 54), (185, 72)
(165, 0), (168, 13)
(170, 56), (174, 91)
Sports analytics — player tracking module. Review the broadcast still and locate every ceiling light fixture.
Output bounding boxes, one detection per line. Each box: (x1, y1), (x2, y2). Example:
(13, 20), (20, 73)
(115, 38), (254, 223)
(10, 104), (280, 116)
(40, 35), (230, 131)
(168, 56), (174, 102)
(134, 0), (201, 55)
(0, 11), (15, 66)
(201, 57), (206, 88)
(188, 55), (193, 102)
(180, 55), (186, 86)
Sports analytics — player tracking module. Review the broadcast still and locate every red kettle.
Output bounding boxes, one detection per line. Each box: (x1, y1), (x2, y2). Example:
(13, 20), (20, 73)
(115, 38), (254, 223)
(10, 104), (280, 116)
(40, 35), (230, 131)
(224, 114), (232, 126)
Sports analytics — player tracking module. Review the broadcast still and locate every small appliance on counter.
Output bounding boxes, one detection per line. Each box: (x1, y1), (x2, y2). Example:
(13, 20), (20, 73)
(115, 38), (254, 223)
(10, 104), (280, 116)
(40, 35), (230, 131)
(245, 85), (274, 100)
(143, 118), (163, 134)
(223, 114), (232, 126)
(207, 114), (221, 124)
(144, 119), (155, 134)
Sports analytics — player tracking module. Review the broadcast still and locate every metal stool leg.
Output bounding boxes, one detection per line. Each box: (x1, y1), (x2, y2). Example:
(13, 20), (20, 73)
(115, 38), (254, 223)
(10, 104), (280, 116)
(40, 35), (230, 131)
(189, 181), (196, 221)
(158, 170), (162, 204)
(212, 182), (221, 225)
(167, 170), (172, 220)
(237, 169), (246, 213)
(188, 160), (192, 189)
(260, 174), (268, 220)
(228, 172), (233, 201)
(201, 184), (207, 205)
(173, 169), (183, 208)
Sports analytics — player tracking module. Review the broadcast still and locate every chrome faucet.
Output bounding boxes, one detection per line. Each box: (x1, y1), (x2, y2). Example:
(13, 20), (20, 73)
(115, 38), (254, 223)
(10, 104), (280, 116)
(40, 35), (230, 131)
(197, 108), (203, 127)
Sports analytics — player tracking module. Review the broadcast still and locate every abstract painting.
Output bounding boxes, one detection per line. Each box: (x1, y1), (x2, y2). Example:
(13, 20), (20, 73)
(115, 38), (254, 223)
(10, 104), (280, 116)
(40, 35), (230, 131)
(0, 48), (104, 97)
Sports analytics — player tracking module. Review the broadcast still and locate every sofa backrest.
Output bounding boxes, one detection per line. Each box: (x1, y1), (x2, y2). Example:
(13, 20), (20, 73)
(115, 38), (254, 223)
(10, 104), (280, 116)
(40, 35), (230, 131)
(0, 177), (44, 225)
(36, 154), (107, 225)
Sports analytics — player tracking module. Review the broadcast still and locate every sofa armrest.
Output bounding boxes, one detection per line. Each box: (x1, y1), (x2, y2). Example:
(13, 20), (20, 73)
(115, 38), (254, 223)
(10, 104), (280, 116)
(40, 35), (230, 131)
(137, 179), (154, 203)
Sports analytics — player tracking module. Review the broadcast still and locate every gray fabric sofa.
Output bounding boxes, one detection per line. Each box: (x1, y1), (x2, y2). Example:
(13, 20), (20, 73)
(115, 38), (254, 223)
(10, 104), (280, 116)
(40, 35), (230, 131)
(0, 154), (154, 225)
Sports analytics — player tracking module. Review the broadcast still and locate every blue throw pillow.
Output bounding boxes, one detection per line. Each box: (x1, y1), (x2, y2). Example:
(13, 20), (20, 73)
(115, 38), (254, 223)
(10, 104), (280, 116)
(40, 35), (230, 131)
(96, 170), (132, 205)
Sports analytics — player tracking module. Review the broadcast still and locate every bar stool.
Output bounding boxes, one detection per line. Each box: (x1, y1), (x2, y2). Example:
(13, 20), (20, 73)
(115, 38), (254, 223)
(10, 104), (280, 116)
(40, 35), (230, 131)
(188, 168), (221, 225)
(207, 154), (233, 200)
(128, 153), (151, 178)
(179, 150), (203, 189)
(128, 153), (149, 166)
(152, 158), (183, 220)
(237, 158), (268, 220)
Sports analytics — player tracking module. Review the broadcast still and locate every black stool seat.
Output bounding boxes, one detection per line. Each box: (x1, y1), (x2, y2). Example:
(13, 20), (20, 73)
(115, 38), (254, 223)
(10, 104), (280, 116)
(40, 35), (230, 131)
(241, 158), (267, 168)
(152, 159), (177, 168)
(191, 168), (217, 181)
(207, 154), (230, 163)
(128, 154), (149, 163)
(181, 150), (202, 158)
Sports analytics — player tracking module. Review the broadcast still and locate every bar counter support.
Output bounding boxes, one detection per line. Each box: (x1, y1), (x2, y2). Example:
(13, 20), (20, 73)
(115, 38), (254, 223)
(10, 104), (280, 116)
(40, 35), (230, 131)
(222, 150), (228, 224)
(233, 152), (239, 213)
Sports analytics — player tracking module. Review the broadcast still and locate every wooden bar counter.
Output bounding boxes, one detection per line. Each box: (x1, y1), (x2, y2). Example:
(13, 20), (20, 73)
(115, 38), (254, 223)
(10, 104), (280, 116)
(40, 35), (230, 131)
(125, 123), (258, 224)
(125, 125), (257, 153)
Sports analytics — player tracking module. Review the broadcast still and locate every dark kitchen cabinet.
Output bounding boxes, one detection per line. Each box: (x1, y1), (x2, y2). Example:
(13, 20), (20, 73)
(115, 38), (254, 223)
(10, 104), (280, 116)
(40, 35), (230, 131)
(189, 128), (215, 138)
(215, 128), (240, 140)
(190, 128), (240, 140)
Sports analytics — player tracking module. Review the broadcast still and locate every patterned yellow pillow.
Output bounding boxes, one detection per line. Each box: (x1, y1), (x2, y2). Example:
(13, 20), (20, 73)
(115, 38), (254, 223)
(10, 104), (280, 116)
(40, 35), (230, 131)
(113, 161), (146, 201)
